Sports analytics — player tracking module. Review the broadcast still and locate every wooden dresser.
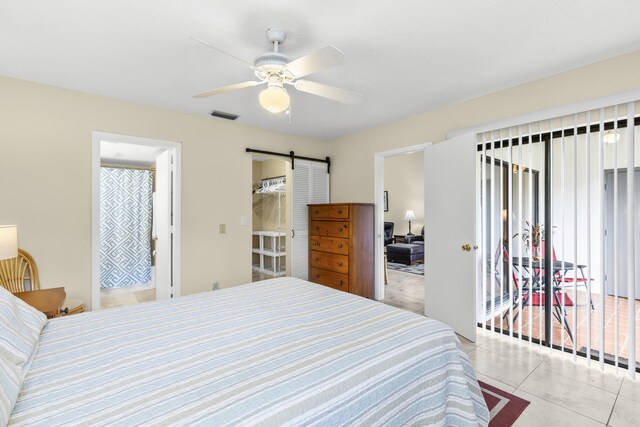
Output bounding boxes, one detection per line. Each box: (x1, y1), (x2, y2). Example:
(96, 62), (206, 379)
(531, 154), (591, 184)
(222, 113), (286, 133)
(308, 203), (374, 299)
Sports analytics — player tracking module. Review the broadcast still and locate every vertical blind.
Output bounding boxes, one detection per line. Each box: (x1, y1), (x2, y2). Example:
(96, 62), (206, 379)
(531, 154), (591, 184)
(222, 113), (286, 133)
(478, 101), (638, 378)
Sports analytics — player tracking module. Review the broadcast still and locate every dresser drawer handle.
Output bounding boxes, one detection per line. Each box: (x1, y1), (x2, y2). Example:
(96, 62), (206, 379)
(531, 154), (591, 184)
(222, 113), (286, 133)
(338, 228), (343, 232)
(314, 257), (319, 262)
(315, 210), (319, 214)
(337, 244), (343, 248)
(337, 261), (343, 267)
(338, 280), (343, 286)
(315, 274), (319, 279)
(337, 210), (342, 214)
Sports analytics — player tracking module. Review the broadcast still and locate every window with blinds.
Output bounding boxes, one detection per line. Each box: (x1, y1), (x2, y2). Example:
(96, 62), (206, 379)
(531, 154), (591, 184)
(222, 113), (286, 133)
(477, 101), (639, 378)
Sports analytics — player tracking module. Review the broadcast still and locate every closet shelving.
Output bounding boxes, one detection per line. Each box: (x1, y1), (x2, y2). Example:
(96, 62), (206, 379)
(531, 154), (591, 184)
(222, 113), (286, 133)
(252, 176), (286, 277)
(252, 231), (286, 276)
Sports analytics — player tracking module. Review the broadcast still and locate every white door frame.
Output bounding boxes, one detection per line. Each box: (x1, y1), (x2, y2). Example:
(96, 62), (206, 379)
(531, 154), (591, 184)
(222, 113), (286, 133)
(374, 143), (431, 301)
(91, 131), (182, 310)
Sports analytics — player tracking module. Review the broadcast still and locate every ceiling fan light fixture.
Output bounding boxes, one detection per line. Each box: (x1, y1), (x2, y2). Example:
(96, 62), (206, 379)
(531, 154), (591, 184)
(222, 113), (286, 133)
(259, 85), (290, 113)
(603, 130), (620, 145)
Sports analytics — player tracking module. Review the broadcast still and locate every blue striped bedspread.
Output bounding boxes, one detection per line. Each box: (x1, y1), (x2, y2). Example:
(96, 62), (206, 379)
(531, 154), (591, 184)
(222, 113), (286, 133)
(9, 278), (489, 426)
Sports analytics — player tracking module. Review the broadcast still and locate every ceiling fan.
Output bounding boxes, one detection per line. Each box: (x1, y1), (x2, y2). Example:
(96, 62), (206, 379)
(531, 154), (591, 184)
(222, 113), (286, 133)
(192, 27), (363, 114)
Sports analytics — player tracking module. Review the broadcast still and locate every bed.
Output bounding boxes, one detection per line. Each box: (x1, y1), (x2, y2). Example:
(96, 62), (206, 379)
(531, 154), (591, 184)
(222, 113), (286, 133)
(2, 278), (489, 426)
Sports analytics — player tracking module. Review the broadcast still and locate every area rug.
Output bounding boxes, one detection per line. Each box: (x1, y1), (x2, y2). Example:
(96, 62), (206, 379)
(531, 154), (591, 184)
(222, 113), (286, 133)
(479, 380), (530, 426)
(386, 261), (424, 275)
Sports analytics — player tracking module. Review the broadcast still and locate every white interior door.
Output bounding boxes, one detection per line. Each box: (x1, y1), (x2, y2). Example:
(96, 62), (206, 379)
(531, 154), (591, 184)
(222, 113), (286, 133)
(425, 133), (478, 341)
(155, 149), (172, 300)
(311, 162), (329, 203)
(291, 161), (311, 279)
(291, 160), (330, 279)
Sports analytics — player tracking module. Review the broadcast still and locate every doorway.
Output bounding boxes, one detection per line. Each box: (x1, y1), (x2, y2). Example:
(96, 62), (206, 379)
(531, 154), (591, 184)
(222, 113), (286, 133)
(374, 144), (428, 310)
(375, 136), (479, 342)
(249, 155), (330, 282)
(91, 132), (181, 310)
(379, 151), (425, 314)
(251, 156), (290, 281)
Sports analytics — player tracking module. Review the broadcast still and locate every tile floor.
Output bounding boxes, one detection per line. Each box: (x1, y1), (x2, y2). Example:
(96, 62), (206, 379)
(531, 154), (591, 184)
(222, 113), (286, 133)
(461, 331), (640, 426)
(382, 269), (424, 315)
(381, 271), (640, 426)
(100, 282), (156, 308)
(491, 290), (640, 369)
(252, 270), (274, 282)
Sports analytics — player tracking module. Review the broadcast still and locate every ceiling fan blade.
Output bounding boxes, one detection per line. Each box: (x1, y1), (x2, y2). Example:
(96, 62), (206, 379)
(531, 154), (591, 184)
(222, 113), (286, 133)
(193, 81), (264, 98)
(294, 80), (363, 105)
(190, 36), (255, 69)
(286, 45), (345, 78)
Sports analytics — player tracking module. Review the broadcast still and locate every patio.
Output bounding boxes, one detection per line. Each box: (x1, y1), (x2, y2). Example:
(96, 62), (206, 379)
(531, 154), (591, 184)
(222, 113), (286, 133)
(492, 290), (640, 369)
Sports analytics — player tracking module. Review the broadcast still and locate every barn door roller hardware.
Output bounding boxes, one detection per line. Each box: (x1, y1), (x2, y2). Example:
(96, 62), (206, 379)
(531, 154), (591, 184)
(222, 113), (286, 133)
(246, 148), (330, 173)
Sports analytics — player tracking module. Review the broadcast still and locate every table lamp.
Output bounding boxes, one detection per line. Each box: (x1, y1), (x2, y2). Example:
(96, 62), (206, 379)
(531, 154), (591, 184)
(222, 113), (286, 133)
(404, 210), (416, 236)
(0, 225), (18, 261)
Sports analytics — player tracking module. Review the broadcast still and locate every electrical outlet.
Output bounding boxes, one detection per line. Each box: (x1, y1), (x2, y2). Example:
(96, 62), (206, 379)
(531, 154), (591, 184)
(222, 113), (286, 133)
(240, 216), (247, 226)
(219, 224), (226, 234)
(212, 282), (220, 291)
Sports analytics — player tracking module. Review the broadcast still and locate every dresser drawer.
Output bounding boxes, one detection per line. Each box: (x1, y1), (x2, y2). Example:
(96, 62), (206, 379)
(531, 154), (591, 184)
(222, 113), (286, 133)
(309, 236), (349, 255)
(310, 250), (349, 274)
(310, 220), (350, 238)
(310, 204), (349, 219)
(309, 267), (348, 292)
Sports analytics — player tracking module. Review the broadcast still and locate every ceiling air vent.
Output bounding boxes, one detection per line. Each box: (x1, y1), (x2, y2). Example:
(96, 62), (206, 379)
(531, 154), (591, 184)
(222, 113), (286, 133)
(210, 110), (239, 121)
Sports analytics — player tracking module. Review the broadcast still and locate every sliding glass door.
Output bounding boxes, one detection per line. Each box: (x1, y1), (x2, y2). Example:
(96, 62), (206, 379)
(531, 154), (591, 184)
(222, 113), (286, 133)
(478, 102), (639, 376)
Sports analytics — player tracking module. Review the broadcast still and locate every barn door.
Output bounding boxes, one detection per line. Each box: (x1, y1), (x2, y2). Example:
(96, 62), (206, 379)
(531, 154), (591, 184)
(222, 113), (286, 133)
(291, 160), (329, 279)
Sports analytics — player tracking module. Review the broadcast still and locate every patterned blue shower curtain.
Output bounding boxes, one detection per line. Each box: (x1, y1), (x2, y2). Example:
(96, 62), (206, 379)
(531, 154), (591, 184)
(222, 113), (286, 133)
(100, 167), (153, 288)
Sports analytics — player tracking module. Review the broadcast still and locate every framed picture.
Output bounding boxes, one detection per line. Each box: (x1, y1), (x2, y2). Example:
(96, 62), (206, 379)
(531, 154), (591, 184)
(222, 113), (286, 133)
(383, 191), (389, 212)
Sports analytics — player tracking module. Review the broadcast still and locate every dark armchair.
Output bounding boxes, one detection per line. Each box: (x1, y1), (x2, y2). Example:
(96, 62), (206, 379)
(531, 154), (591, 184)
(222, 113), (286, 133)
(384, 222), (394, 245)
(405, 226), (424, 244)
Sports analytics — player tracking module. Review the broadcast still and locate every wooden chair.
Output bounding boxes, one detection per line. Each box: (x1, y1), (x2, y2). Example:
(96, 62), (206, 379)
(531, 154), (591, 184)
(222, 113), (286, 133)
(0, 248), (85, 315)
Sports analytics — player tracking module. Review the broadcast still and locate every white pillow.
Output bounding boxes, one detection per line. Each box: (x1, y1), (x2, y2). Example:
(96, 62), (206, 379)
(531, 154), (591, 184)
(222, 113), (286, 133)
(0, 286), (47, 426)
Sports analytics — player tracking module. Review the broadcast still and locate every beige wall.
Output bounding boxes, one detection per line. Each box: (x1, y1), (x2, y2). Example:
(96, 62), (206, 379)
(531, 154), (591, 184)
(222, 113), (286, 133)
(383, 151), (424, 235)
(0, 76), (327, 309)
(329, 51), (640, 203)
(3, 50), (640, 310)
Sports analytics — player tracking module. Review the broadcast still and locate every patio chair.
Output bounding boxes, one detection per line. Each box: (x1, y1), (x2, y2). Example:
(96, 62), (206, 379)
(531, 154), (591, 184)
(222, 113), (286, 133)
(500, 243), (576, 342)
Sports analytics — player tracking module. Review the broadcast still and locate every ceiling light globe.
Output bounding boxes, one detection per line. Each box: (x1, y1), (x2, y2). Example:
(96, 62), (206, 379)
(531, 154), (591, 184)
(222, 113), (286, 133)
(259, 86), (290, 113)
(603, 130), (620, 145)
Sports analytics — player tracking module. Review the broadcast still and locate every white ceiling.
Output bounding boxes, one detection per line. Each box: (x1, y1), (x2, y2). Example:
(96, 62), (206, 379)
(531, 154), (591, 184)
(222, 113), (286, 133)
(101, 141), (165, 167)
(2, 1), (640, 141)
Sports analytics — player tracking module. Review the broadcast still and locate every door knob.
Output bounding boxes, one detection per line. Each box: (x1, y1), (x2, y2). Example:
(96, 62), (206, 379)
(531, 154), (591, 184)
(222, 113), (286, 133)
(461, 244), (478, 252)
